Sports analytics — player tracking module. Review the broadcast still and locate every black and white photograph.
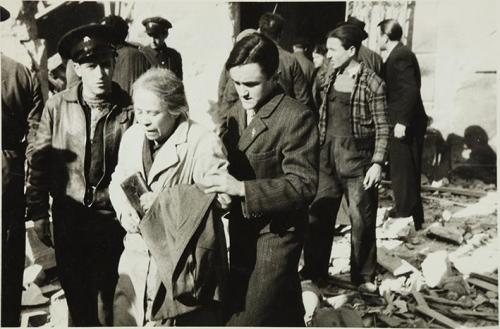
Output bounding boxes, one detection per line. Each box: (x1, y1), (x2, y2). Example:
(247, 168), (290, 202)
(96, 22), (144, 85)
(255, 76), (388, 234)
(0, 0), (498, 327)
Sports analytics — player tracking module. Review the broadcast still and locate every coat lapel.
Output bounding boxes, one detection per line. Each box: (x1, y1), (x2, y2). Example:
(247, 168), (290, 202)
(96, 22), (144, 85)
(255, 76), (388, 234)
(147, 121), (189, 184)
(237, 91), (284, 152)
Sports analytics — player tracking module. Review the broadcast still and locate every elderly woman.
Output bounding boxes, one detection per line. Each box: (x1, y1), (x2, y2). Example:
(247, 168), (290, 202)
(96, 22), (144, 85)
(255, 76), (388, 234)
(109, 68), (230, 326)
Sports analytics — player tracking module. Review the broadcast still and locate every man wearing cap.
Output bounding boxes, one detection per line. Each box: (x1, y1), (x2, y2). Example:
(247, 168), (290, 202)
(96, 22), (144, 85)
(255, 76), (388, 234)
(301, 24), (390, 293)
(26, 23), (134, 326)
(141, 16), (183, 80)
(338, 16), (383, 77)
(1, 5), (44, 326)
(66, 15), (152, 94)
(378, 19), (427, 230)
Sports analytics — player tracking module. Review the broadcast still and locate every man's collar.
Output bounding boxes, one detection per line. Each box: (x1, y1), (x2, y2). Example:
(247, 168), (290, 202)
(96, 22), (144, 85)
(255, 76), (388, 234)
(344, 61), (361, 78)
(383, 41), (399, 61)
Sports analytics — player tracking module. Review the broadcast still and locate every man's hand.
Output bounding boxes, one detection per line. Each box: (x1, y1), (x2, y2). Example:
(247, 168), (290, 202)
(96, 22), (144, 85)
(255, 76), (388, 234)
(198, 173), (245, 197)
(216, 193), (232, 210)
(394, 123), (406, 139)
(363, 163), (382, 190)
(33, 217), (53, 247)
(139, 192), (157, 213)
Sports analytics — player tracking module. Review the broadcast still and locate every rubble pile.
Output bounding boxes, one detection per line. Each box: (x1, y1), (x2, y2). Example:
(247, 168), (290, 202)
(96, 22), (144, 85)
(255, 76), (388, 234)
(308, 179), (498, 328)
(20, 179), (498, 327)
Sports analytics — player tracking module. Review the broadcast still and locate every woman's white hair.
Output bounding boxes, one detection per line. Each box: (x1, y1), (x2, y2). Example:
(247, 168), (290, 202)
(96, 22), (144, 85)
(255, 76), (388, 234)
(132, 67), (189, 119)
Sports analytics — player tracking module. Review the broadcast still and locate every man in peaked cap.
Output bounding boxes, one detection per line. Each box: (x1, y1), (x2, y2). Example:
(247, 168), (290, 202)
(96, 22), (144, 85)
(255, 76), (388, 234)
(1, 5), (44, 326)
(26, 23), (134, 326)
(337, 16), (383, 76)
(141, 16), (183, 79)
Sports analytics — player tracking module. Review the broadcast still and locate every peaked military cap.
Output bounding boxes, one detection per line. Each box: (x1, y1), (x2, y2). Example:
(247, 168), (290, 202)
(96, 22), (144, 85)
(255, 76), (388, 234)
(0, 5), (10, 22)
(58, 23), (117, 63)
(142, 16), (172, 37)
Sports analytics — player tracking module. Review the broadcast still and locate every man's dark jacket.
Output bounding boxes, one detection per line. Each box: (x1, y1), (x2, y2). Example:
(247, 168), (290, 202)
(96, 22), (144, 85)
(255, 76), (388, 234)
(383, 42), (427, 126)
(26, 82), (134, 220)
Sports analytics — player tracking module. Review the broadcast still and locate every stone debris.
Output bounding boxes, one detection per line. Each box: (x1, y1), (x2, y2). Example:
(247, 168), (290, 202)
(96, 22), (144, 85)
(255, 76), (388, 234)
(21, 283), (49, 307)
(23, 264), (43, 287)
(421, 250), (453, 288)
(308, 178), (498, 328)
(378, 216), (416, 240)
(426, 224), (465, 245)
(452, 191), (498, 218)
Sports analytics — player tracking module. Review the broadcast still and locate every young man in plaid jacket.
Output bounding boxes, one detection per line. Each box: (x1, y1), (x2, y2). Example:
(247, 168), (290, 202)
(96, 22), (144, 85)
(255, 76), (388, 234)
(301, 24), (390, 293)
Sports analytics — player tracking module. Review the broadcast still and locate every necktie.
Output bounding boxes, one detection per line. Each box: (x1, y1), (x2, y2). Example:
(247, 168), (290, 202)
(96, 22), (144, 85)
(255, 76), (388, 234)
(246, 109), (255, 127)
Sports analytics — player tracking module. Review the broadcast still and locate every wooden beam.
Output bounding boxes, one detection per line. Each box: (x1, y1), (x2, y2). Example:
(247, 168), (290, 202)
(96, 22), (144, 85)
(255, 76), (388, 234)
(412, 292), (429, 308)
(422, 195), (468, 207)
(470, 272), (498, 286)
(467, 278), (498, 293)
(450, 309), (498, 320)
(415, 305), (466, 329)
(380, 180), (486, 198)
(423, 294), (473, 308)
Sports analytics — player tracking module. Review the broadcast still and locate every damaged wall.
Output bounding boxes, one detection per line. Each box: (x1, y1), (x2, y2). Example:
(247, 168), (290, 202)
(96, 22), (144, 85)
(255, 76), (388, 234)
(413, 0), (497, 147)
(349, 0), (497, 147)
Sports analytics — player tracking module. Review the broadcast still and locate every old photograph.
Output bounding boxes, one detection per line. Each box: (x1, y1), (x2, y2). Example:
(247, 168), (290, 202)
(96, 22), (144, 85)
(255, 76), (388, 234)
(1, 0), (498, 327)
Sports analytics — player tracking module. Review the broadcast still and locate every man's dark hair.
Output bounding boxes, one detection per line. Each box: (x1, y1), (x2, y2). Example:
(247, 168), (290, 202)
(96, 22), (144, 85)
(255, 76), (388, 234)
(101, 15), (129, 43)
(326, 25), (364, 54)
(313, 43), (327, 56)
(258, 12), (284, 41)
(378, 19), (403, 41)
(225, 33), (279, 79)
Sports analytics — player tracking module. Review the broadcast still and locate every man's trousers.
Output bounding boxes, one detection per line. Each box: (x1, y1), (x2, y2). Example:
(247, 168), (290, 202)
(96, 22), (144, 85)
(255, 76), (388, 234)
(389, 122), (426, 229)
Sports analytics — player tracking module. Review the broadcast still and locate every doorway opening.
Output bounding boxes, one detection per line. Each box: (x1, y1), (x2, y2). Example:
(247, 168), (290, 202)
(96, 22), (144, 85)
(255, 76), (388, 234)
(239, 2), (347, 52)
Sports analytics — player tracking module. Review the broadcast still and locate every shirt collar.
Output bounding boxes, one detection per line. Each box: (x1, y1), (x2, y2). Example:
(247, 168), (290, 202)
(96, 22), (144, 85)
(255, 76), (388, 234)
(383, 41), (399, 62)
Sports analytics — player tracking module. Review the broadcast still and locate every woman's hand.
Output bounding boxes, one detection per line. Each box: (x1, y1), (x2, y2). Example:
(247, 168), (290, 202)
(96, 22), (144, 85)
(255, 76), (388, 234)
(140, 192), (157, 213)
(216, 193), (232, 210)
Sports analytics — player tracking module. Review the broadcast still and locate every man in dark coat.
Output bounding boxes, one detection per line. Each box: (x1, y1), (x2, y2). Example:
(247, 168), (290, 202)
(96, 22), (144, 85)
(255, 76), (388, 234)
(258, 12), (314, 109)
(26, 24), (134, 326)
(378, 19), (428, 230)
(292, 38), (315, 89)
(200, 33), (319, 326)
(1, 7), (44, 327)
(101, 15), (151, 94)
(141, 16), (183, 80)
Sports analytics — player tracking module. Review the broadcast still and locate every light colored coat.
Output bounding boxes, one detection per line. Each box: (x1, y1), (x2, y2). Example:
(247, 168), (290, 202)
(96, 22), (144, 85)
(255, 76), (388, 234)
(109, 119), (228, 326)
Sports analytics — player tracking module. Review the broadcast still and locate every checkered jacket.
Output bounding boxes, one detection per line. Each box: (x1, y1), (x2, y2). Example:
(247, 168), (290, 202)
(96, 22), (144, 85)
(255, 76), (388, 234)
(317, 62), (390, 164)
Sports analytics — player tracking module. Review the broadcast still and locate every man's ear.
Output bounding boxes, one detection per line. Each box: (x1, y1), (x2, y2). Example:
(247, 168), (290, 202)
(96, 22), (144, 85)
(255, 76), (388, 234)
(73, 62), (82, 78)
(349, 45), (357, 57)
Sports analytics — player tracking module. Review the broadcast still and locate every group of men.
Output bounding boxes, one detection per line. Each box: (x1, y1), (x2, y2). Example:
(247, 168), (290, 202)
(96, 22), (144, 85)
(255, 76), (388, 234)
(1, 5), (427, 326)
(1, 8), (183, 326)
